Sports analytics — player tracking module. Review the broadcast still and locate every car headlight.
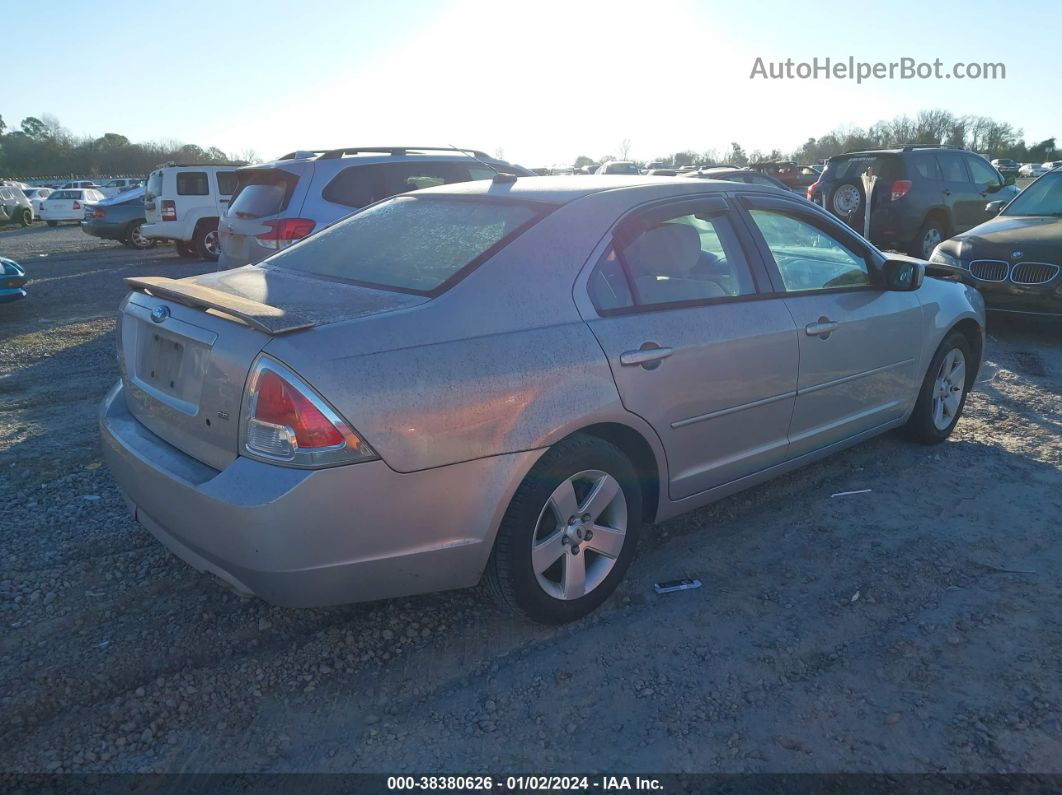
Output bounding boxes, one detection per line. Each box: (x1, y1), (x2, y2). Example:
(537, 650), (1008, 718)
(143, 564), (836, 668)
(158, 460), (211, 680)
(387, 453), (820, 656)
(928, 246), (962, 268)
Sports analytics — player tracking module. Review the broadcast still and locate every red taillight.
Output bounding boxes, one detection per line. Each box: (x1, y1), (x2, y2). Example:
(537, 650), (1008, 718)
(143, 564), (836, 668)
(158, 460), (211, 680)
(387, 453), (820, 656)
(91, 208), (105, 219)
(252, 370), (343, 449)
(72, 201), (81, 210)
(890, 180), (912, 201)
(807, 181), (819, 200)
(255, 218), (316, 250)
(161, 200), (177, 221)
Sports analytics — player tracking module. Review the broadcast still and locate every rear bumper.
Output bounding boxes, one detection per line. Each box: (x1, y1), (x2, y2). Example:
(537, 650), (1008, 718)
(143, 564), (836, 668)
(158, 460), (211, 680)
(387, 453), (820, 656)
(143, 222), (191, 243)
(99, 381), (540, 607)
(81, 220), (126, 241)
(0, 287), (27, 303)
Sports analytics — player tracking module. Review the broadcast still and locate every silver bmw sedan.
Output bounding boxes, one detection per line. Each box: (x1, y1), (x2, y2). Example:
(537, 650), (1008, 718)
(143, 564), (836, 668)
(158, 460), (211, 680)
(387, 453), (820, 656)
(100, 175), (985, 624)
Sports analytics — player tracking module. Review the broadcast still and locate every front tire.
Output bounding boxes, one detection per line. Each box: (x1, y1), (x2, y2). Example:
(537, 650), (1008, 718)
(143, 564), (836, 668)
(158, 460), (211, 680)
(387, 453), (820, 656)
(485, 435), (642, 624)
(18, 208), (32, 227)
(901, 332), (973, 444)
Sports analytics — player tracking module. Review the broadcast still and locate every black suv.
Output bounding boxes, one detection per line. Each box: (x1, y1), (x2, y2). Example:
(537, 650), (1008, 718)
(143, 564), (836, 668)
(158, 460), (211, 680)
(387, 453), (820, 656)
(807, 145), (1019, 258)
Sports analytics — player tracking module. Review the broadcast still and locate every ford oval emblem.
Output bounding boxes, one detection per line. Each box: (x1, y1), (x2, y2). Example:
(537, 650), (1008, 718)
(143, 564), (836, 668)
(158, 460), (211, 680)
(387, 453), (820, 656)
(150, 305), (170, 324)
(1012, 250), (1023, 259)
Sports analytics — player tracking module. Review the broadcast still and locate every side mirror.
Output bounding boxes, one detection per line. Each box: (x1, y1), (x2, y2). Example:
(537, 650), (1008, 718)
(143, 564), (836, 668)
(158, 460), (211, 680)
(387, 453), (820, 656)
(986, 182), (1003, 193)
(881, 257), (924, 291)
(986, 200), (1006, 215)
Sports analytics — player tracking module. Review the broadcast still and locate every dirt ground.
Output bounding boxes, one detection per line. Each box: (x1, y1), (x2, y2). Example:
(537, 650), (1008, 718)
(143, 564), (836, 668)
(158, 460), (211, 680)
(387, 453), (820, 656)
(1, 224), (1060, 775)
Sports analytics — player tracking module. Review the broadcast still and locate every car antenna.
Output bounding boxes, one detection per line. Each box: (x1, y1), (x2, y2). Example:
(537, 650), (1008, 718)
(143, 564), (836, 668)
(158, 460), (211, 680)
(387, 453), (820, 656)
(448, 144), (517, 184)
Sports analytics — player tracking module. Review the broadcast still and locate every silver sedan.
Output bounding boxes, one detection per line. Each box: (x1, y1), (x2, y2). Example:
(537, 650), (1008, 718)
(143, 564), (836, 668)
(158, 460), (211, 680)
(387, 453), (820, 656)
(100, 175), (985, 624)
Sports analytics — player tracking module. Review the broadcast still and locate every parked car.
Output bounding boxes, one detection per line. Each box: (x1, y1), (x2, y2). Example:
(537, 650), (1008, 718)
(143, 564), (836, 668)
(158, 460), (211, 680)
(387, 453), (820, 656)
(1019, 163), (1049, 178)
(101, 175), (984, 624)
(217, 147), (531, 269)
(142, 164), (239, 260)
(81, 188), (155, 249)
(644, 161), (667, 171)
(795, 165), (823, 188)
(929, 167), (1062, 317)
(1043, 161), (1062, 172)
(98, 178), (144, 198)
(645, 168), (678, 176)
(0, 186), (34, 227)
(748, 161), (800, 189)
(20, 187), (53, 219)
(60, 180), (103, 191)
(808, 145), (1019, 258)
(0, 257), (28, 303)
(683, 166), (791, 191)
(40, 188), (104, 225)
(595, 160), (641, 175)
(991, 158), (1019, 177)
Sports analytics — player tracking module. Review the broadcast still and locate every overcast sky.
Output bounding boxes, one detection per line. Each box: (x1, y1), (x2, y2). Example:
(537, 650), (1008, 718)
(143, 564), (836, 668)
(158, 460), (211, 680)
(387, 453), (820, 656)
(4, 0), (1058, 165)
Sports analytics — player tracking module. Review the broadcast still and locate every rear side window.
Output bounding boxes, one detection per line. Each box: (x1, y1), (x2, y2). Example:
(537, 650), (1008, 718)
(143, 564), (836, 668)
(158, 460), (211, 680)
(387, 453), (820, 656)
(268, 195), (549, 294)
(912, 155), (942, 180)
(216, 172), (237, 195)
(229, 169), (299, 219)
(176, 172), (208, 196)
(937, 153), (970, 182)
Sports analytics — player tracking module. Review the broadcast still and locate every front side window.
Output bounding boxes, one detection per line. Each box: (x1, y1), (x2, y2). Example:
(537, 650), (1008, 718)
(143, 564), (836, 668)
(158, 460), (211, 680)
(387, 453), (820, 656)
(176, 172), (209, 196)
(967, 156), (1001, 189)
(589, 206), (757, 312)
(748, 209), (870, 292)
(268, 195), (549, 294)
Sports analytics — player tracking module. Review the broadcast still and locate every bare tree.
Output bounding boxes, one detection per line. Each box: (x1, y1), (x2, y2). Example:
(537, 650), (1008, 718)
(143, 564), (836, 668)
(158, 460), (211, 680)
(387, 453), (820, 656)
(618, 138), (632, 160)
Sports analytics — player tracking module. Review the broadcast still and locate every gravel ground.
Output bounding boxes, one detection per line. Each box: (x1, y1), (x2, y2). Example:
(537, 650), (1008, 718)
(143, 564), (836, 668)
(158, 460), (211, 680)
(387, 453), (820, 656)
(1, 224), (1061, 775)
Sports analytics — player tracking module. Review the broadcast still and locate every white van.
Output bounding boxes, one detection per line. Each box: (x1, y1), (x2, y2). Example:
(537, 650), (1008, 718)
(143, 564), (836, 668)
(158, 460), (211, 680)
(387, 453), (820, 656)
(142, 164), (238, 260)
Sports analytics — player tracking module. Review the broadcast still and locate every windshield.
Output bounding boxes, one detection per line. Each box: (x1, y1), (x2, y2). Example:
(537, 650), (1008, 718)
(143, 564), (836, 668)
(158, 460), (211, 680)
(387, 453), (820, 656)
(1002, 172), (1062, 216)
(267, 195), (551, 294)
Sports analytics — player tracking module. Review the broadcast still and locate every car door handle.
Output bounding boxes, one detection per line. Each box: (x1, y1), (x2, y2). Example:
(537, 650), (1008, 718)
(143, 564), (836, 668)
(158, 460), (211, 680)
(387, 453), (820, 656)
(620, 346), (673, 368)
(805, 318), (839, 338)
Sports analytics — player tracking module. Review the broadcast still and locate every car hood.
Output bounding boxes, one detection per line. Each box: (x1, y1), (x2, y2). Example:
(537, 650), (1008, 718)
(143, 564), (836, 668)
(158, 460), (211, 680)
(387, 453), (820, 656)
(126, 264), (429, 334)
(944, 215), (1062, 261)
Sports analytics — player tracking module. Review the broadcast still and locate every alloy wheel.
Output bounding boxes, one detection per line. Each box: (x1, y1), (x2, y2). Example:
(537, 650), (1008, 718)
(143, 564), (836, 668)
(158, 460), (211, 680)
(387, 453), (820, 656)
(130, 223), (149, 248)
(204, 229), (220, 257)
(921, 227), (943, 258)
(530, 470), (628, 600)
(932, 348), (966, 431)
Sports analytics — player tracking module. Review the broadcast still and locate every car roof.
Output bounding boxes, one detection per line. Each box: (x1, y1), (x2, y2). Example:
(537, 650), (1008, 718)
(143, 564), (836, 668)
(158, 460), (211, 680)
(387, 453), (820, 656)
(408, 174), (779, 205)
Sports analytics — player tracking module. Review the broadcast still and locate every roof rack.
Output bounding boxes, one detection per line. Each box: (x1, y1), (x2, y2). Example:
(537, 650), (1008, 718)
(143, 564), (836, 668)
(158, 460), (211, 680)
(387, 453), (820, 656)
(899, 144), (959, 152)
(315, 146), (492, 161)
(155, 161), (242, 168)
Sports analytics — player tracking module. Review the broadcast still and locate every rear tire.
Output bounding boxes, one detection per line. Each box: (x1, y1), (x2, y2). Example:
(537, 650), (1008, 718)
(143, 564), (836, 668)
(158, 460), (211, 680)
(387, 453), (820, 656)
(901, 332), (974, 444)
(194, 222), (220, 261)
(46, 220), (58, 227)
(18, 208), (32, 227)
(908, 217), (947, 259)
(175, 241), (196, 258)
(124, 220), (156, 250)
(484, 435), (642, 624)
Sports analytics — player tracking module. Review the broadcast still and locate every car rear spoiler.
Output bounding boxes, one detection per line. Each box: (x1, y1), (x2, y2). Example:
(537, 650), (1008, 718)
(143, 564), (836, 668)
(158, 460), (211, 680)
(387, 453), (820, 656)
(124, 276), (313, 335)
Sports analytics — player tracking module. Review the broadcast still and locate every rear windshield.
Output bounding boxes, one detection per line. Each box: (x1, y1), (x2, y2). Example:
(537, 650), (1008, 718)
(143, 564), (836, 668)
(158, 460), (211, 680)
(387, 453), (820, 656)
(228, 169), (299, 218)
(267, 195), (551, 295)
(605, 163), (640, 174)
(823, 155), (903, 181)
(52, 190), (80, 199)
(145, 172), (163, 201)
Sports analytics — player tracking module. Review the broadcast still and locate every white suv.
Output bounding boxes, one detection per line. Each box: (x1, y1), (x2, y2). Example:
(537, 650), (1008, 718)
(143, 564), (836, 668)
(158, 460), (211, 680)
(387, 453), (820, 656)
(142, 164), (238, 260)
(98, 178), (144, 198)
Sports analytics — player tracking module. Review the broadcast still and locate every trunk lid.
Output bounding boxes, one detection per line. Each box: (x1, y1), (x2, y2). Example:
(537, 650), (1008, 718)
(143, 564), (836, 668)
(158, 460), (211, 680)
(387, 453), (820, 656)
(119, 266), (428, 469)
